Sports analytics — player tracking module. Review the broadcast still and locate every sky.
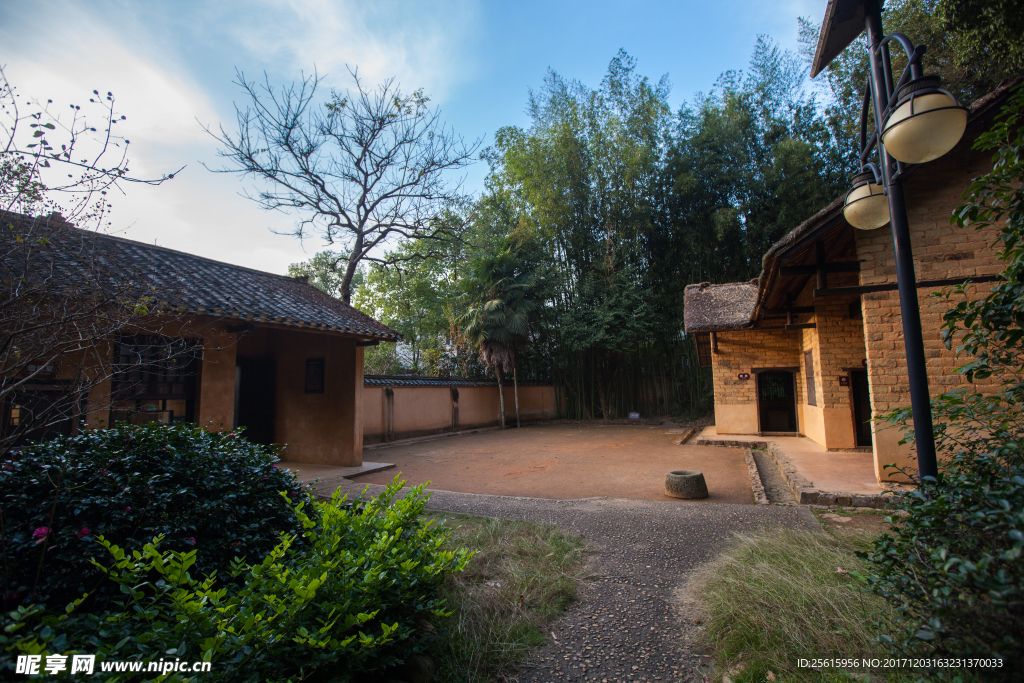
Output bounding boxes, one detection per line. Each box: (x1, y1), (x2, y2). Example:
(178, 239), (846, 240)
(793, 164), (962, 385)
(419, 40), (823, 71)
(0, 0), (825, 275)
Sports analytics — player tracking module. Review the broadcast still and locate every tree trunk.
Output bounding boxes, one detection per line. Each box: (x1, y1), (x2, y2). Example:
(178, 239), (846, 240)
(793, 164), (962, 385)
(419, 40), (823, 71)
(496, 365), (506, 429)
(513, 365), (521, 429)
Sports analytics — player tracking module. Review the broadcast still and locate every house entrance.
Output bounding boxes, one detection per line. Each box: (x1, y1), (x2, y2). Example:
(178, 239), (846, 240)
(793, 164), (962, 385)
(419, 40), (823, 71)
(235, 358), (276, 445)
(757, 371), (797, 433)
(850, 369), (873, 447)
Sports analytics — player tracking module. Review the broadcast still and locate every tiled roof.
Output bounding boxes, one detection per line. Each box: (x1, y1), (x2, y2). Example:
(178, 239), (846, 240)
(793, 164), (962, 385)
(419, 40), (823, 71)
(364, 375), (552, 388)
(2, 210), (400, 341)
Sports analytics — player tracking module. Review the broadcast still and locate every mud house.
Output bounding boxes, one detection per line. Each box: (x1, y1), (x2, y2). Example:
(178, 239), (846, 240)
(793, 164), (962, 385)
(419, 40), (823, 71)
(3, 210), (558, 465)
(2, 209), (400, 466)
(683, 83), (1016, 482)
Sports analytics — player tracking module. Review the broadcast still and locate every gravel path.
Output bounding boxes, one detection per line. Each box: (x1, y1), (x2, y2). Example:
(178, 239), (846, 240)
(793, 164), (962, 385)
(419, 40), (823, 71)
(320, 478), (821, 682)
(750, 450), (797, 505)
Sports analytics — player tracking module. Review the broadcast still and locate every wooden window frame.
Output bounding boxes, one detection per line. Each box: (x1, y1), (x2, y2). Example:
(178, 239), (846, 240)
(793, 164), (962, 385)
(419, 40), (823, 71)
(305, 357), (325, 394)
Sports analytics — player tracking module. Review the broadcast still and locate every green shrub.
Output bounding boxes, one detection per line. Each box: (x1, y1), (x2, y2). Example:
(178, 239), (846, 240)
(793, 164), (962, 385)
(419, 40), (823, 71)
(870, 394), (1024, 672)
(0, 423), (313, 612)
(2, 480), (471, 682)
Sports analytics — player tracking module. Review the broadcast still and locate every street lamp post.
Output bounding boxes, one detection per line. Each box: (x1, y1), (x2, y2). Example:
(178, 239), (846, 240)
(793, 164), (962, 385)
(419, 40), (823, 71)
(821, 0), (968, 480)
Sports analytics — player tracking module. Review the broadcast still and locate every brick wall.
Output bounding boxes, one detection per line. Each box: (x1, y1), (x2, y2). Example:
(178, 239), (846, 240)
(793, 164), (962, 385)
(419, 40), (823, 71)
(712, 328), (801, 433)
(856, 131), (1004, 477)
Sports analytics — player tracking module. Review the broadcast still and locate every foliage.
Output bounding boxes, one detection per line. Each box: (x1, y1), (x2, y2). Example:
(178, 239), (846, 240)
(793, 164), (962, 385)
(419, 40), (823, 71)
(799, 0), (1022, 153)
(459, 237), (539, 425)
(2, 480), (471, 682)
(353, 224), (480, 377)
(938, 0), (1024, 80)
(427, 512), (587, 682)
(209, 68), (478, 304)
(869, 85), (1024, 670)
(0, 423), (313, 613)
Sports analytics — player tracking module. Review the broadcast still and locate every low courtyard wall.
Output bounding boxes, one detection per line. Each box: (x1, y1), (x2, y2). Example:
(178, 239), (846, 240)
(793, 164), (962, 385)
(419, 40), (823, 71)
(362, 376), (558, 444)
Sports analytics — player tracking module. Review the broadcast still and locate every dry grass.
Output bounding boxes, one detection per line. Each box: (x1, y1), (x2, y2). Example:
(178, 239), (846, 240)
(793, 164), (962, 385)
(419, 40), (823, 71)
(684, 528), (911, 683)
(426, 511), (589, 682)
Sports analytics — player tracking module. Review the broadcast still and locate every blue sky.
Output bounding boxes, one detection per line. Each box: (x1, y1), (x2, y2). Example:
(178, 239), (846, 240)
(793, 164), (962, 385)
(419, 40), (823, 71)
(1, 0), (825, 274)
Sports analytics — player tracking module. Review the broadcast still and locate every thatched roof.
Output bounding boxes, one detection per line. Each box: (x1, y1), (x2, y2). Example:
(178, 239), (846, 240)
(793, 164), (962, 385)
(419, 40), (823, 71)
(683, 280), (759, 334)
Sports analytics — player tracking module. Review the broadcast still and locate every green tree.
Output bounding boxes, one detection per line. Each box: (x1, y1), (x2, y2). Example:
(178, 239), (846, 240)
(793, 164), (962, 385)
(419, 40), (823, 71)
(460, 239), (538, 428)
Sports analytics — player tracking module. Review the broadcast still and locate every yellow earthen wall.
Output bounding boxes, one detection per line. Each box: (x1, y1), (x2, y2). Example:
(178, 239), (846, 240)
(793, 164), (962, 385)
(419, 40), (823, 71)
(360, 383), (558, 443)
(272, 330), (361, 466)
(711, 329), (802, 434)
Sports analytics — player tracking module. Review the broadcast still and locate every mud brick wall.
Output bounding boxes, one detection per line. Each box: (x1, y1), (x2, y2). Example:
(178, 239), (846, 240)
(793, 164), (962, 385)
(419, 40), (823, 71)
(855, 131), (1004, 475)
(712, 328), (801, 433)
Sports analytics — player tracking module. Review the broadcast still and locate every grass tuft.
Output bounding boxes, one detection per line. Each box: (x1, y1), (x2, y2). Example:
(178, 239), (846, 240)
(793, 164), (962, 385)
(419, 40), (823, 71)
(427, 512), (588, 682)
(685, 528), (905, 683)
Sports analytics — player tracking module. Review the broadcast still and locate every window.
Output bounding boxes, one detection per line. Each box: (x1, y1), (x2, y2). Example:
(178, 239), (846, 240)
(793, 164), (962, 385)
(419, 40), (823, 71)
(111, 336), (199, 424)
(804, 350), (816, 406)
(305, 358), (325, 393)
(695, 334), (712, 367)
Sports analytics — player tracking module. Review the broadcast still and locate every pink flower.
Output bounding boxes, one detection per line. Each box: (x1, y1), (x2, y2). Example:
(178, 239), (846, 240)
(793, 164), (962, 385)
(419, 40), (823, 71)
(270, 464), (278, 469)
(124, 507), (131, 513)
(32, 526), (50, 545)
(76, 527), (91, 538)
(184, 537), (196, 545)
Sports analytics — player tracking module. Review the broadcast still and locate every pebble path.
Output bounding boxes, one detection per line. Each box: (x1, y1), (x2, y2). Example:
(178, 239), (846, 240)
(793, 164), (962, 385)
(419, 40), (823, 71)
(418, 490), (821, 682)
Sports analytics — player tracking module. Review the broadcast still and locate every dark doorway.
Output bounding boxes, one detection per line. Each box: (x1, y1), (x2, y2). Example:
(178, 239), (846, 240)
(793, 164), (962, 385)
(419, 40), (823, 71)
(757, 371), (797, 433)
(235, 358), (276, 445)
(850, 370), (873, 447)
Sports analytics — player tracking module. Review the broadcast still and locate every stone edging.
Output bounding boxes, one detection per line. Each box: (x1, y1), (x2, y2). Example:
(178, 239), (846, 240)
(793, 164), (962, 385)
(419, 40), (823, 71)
(743, 448), (770, 505)
(674, 428), (696, 445)
(694, 437), (769, 449)
(764, 443), (892, 509)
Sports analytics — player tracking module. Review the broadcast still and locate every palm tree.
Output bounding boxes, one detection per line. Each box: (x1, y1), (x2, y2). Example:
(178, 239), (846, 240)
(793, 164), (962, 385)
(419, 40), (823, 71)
(460, 241), (536, 428)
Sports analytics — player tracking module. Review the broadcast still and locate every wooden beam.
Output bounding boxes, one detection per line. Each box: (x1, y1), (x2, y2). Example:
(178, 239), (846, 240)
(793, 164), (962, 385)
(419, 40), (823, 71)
(779, 261), (860, 277)
(764, 306), (816, 316)
(814, 275), (1001, 298)
(815, 241), (828, 291)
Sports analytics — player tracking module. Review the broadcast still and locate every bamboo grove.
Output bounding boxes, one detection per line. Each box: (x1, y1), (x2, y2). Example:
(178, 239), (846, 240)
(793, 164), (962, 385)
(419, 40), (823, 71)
(292, 2), (1013, 419)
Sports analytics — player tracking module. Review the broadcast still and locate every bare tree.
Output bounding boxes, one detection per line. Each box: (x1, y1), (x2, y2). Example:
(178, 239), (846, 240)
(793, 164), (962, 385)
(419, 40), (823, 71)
(206, 68), (479, 303)
(1, 66), (180, 452)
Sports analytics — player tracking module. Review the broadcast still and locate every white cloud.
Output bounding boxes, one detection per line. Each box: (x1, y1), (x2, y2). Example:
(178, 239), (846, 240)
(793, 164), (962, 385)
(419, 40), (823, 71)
(0, 0), (483, 275)
(225, 0), (482, 101)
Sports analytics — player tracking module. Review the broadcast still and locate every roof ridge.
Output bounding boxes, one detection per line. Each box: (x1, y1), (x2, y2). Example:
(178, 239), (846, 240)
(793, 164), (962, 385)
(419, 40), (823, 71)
(1, 210), (301, 284)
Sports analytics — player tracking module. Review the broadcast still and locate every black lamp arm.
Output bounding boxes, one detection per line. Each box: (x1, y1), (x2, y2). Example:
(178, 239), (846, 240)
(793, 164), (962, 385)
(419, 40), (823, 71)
(878, 34), (927, 111)
(859, 80), (878, 161)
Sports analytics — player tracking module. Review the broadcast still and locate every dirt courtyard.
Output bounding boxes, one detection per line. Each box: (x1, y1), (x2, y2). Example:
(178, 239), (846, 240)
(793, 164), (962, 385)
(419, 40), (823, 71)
(356, 423), (754, 504)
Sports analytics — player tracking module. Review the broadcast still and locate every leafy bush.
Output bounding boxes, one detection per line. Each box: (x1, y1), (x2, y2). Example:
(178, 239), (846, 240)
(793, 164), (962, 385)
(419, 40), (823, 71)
(0, 423), (313, 612)
(869, 84), (1024, 673)
(2, 480), (471, 682)
(871, 394), (1024, 671)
